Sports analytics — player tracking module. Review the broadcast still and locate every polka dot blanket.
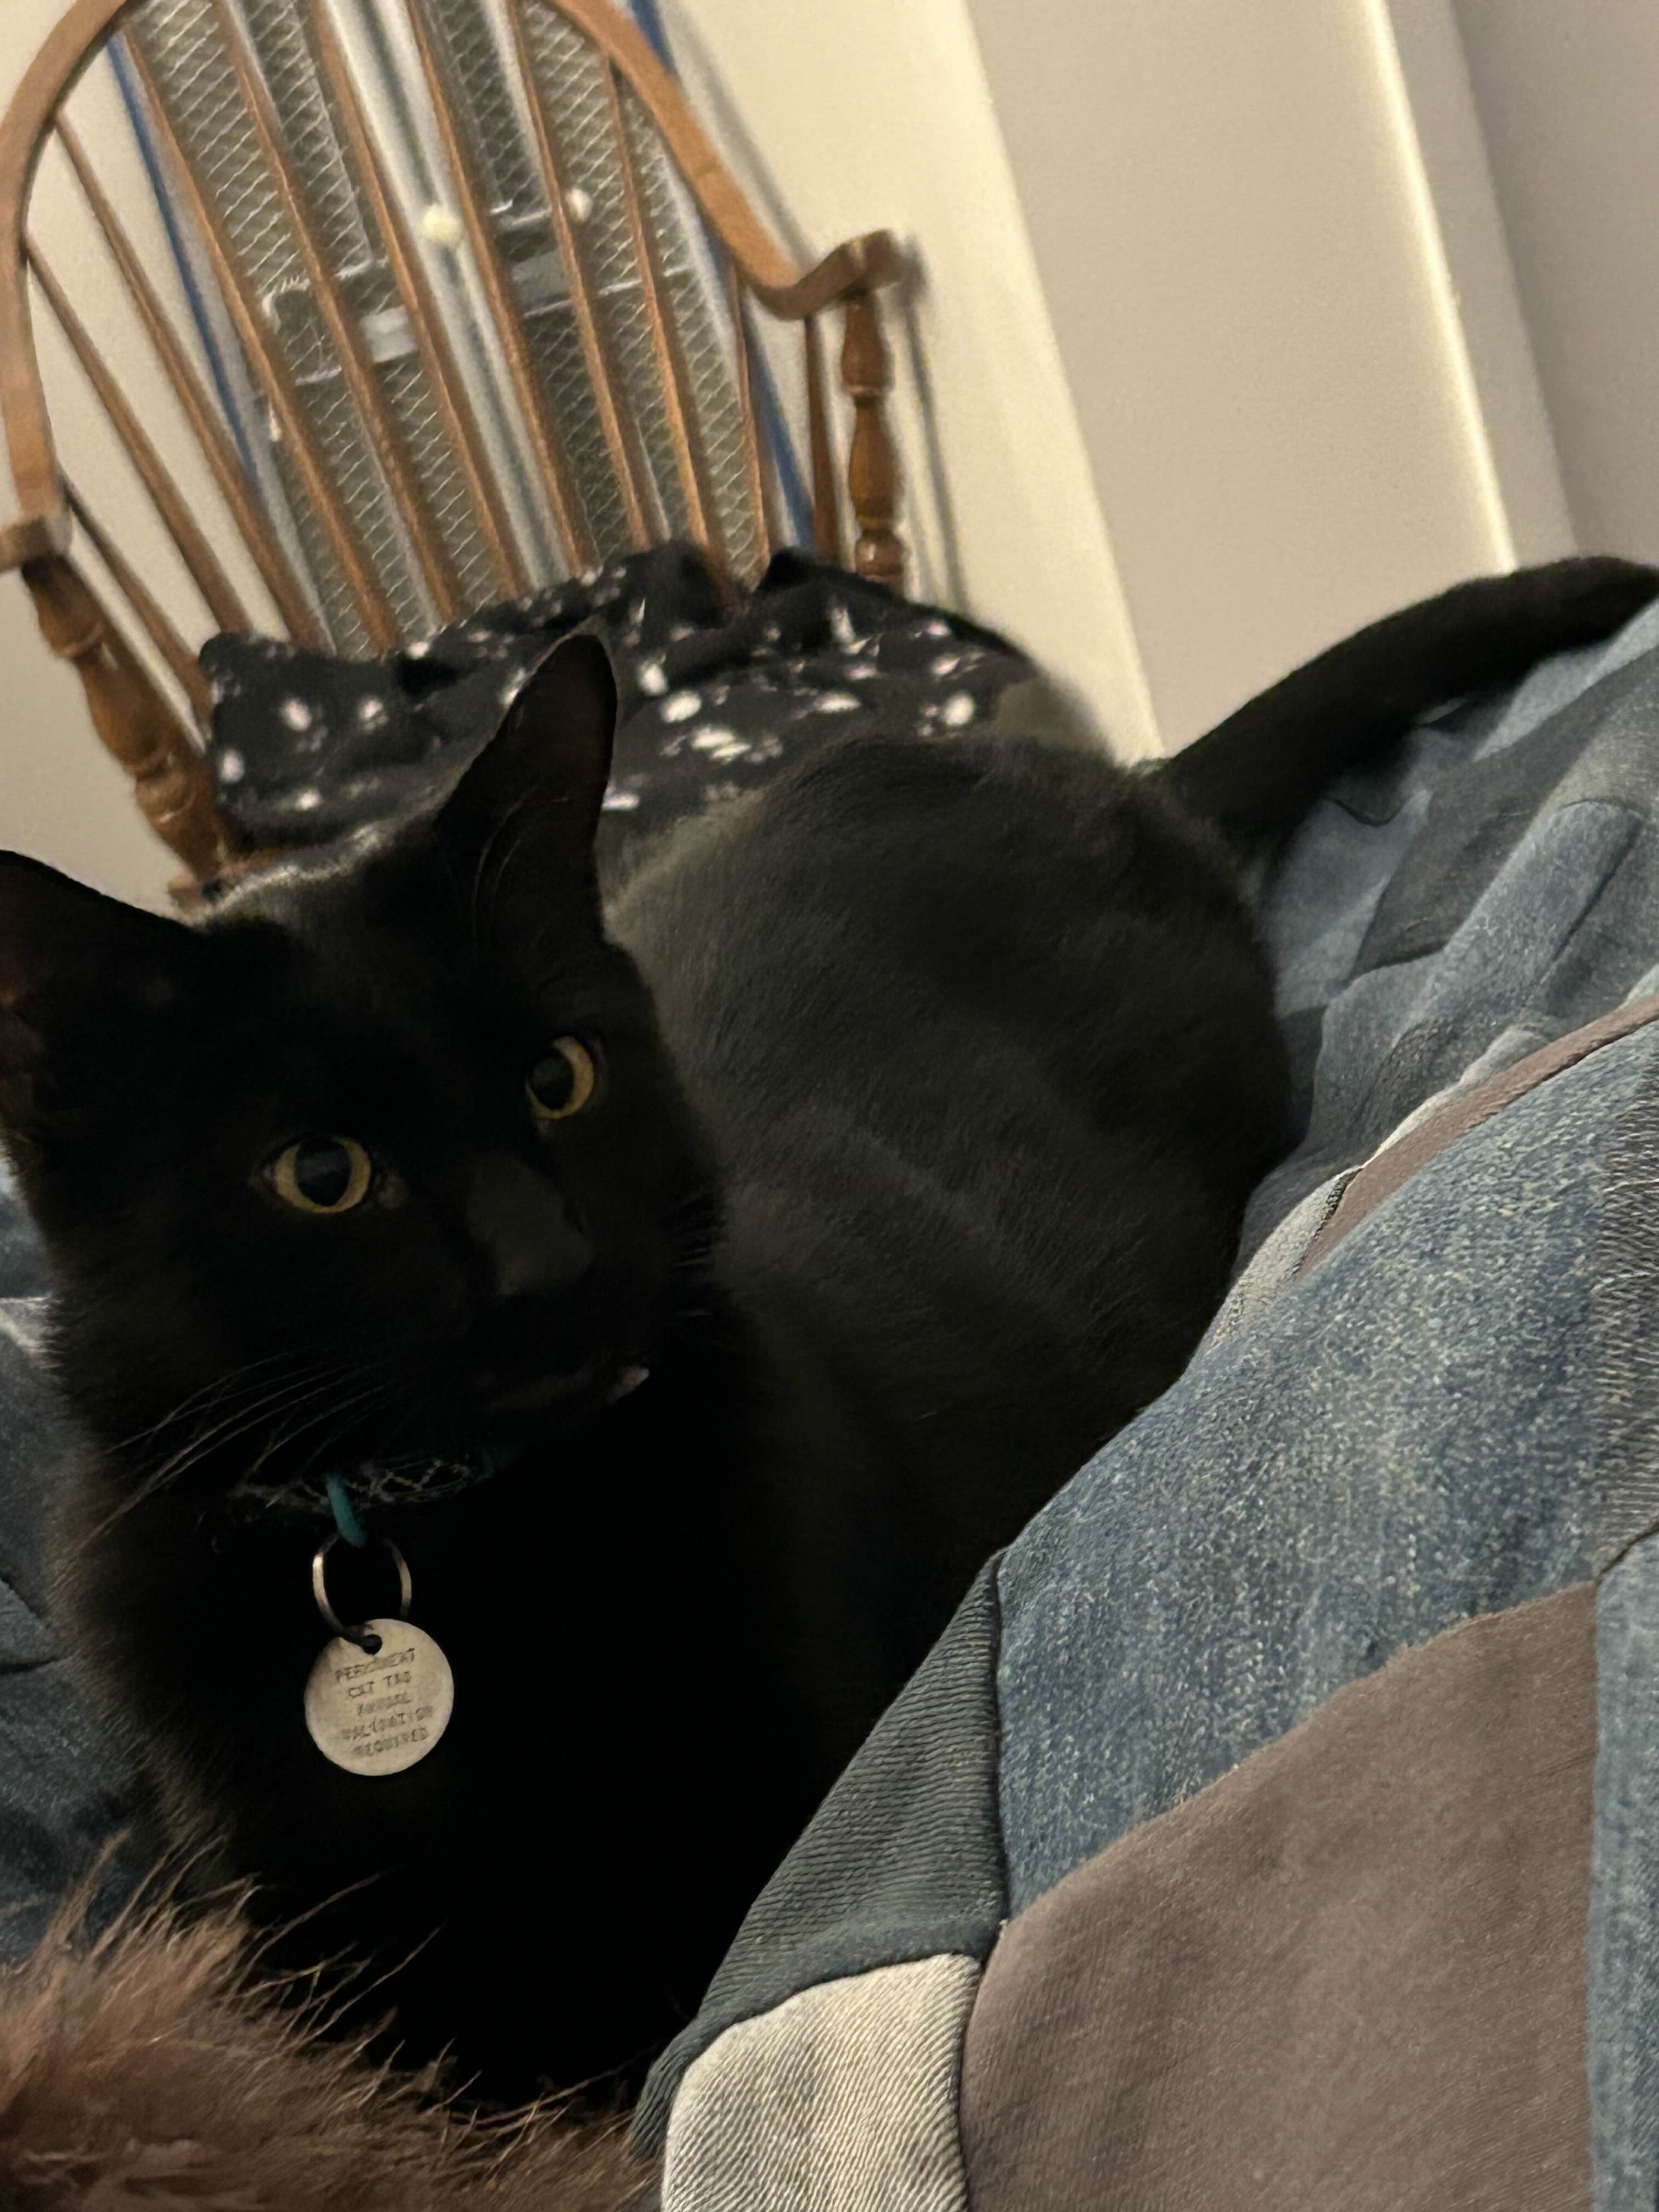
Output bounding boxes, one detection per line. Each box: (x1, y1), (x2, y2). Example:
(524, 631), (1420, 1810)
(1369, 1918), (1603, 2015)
(202, 543), (1038, 869)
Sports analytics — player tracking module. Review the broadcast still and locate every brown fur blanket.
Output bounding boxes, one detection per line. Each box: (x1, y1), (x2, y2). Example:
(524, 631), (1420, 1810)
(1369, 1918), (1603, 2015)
(0, 1891), (655, 2210)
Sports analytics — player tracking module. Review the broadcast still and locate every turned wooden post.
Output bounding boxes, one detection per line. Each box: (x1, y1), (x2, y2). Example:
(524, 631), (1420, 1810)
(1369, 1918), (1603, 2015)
(803, 315), (845, 567)
(22, 552), (233, 884)
(840, 288), (905, 590)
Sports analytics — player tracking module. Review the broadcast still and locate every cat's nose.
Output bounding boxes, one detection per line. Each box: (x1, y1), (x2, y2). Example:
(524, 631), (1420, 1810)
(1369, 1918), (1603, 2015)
(465, 1154), (591, 1301)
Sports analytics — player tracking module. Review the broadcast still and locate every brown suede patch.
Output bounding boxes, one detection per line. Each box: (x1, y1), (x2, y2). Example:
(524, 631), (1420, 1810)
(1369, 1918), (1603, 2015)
(961, 1584), (1596, 2211)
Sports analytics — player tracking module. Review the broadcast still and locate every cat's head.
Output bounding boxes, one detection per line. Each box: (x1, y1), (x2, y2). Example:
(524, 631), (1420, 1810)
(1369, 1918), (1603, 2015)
(0, 637), (714, 1499)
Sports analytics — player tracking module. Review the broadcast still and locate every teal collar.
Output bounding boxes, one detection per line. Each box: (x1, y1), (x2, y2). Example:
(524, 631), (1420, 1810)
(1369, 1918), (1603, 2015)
(325, 1472), (371, 1548)
(320, 1444), (524, 1542)
(228, 1442), (525, 1534)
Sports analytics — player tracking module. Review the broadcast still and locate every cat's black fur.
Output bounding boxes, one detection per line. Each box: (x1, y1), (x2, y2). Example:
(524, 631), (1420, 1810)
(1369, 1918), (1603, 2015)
(1, 556), (1653, 2104)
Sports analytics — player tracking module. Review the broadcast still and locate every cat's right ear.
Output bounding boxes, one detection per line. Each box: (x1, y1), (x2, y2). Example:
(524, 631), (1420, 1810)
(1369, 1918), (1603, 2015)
(0, 854), (195, 1141)
(434, 633), (617, 890)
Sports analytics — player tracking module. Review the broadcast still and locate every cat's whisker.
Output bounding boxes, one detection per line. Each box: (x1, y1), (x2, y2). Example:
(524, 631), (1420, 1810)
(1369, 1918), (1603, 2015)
(100, 1345), (354, 1458)
(243, 1379), (393, 1479)
(150, 1363), (364, 1476)
(100, 1364), (386, 1526)
(207, 1369), (385, 1463)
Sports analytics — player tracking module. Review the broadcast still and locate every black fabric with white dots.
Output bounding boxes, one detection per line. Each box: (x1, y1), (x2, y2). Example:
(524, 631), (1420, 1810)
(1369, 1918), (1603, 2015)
(202, 544), (1031, 868)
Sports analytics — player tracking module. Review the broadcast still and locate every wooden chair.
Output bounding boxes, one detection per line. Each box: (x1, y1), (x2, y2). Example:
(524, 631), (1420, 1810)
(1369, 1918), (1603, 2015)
(0, 0), (906, 886)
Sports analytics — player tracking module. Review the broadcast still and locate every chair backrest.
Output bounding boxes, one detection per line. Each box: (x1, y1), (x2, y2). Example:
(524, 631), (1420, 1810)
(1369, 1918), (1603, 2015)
(0, 0), (906, 884)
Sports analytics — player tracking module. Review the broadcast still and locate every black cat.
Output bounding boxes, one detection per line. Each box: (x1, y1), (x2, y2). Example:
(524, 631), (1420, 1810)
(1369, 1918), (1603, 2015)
(1, 557), (1651, 2104)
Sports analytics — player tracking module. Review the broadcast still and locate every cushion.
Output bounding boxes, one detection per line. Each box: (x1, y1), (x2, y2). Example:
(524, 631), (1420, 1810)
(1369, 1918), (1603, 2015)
(202, 544), (1038, 865)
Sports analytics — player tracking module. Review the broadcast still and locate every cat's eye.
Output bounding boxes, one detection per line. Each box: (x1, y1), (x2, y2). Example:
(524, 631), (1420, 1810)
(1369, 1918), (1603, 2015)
(267, 1135), (375, 1215)
(526, 1037), (600, 1124)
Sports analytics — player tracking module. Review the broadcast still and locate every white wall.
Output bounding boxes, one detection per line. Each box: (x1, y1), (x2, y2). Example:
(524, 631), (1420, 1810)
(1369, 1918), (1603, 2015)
(1452, 0), (1659, 567)
(962, 0), (1571, 747)
(657, 0), (1160, 756)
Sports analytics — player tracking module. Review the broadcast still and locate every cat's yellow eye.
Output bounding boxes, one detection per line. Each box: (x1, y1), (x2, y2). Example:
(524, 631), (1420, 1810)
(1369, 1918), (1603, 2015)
(526, 1037), (600, 1124)
(268, 1135), (375, 1215)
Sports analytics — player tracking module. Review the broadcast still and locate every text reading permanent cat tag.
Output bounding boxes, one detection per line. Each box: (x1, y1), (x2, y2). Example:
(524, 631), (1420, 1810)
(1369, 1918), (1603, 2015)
(304, 1620), (454, 1775)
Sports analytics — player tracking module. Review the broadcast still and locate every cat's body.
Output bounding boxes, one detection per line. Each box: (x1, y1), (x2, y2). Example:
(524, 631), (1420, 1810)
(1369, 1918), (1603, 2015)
(2, 557), (1652, 2104)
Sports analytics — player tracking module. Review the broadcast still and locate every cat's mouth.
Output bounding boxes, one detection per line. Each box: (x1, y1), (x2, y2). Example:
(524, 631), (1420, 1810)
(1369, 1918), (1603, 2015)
(477, 1355), (650, 1419)
(478, 1359), (599, 1415)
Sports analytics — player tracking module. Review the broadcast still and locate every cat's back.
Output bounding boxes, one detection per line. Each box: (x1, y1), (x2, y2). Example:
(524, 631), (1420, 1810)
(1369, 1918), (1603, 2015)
(611, 727), (1287, 1403)
(608, 728), (1292, 1692)
(608, 729), (1277, 1165)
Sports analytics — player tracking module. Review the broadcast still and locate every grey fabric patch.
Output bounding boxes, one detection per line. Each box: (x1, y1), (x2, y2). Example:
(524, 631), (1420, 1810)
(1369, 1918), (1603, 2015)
(1590, 1539), (1659, 2211)
(635, 1566), (1005, 2154)
(663, 1956), (977, 2212)
(964, 1588), (1594, 2212)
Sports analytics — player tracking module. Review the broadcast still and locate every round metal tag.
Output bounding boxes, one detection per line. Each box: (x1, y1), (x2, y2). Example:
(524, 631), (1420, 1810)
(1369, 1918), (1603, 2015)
(304, 1619), (454, 1776)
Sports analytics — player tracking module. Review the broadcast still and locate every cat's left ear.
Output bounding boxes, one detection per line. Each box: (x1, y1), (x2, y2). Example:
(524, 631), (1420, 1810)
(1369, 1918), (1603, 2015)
(0, 854), (195, 1139)
(436, 633), (617, 875)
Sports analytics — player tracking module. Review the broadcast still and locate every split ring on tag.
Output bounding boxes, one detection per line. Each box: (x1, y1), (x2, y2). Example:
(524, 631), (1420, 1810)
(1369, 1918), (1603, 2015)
(304, 1534), (454, 1776)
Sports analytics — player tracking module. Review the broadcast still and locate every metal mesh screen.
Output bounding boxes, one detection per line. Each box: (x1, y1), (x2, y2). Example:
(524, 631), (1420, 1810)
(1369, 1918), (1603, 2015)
(424, 0), (632, 561)
(520, 7), (765, 577)
(129, 0), (427, 641)
(115, 0), (783, 642)
(519, 5), (674, 538)
(621, 82), (764, 578)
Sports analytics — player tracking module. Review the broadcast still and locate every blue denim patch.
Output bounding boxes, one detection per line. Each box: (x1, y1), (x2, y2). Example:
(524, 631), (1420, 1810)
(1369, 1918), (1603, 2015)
(996, 1024), (1657, 1915)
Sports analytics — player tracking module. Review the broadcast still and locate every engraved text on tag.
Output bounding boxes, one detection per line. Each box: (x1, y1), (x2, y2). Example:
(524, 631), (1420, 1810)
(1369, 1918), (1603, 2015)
(304, 1618), (454, 1775)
